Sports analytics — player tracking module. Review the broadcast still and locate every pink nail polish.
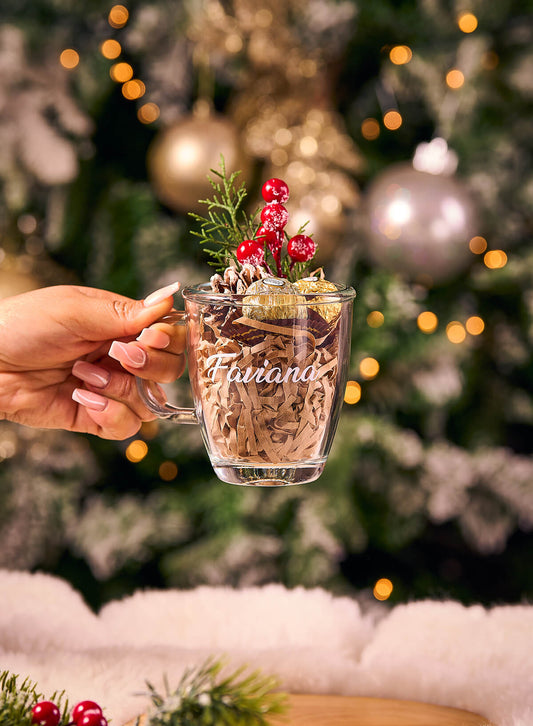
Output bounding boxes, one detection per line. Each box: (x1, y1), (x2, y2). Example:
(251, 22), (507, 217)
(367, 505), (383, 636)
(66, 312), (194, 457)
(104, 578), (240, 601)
(136, 328), (171, 348)
(109, 340), (147, 368)
(144, 281), (181, 307)
(72, 389), (108, 411)
(72, 360), (111, 388)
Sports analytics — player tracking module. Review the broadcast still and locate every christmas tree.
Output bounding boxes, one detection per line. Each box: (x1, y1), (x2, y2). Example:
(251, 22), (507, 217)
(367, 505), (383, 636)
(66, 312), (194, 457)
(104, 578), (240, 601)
(0, 0), (532, 610)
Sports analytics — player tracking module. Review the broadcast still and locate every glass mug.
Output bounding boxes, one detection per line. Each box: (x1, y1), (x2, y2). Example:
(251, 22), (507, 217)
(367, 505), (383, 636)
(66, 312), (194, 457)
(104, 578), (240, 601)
(137, 281), (356, 486)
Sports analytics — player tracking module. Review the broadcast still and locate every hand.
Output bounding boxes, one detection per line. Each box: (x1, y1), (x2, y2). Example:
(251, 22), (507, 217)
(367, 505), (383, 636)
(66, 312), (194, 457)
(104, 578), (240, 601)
(0, 283), (185, 439)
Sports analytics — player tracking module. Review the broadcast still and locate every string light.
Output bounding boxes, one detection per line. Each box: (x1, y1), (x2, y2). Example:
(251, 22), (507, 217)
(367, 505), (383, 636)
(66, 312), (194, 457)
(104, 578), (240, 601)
(159, 461), (178, 481)
(469, 235), (487, 254)
(125, 439), (148, 463)
(446, 321), (466, 344)
(108, 4), (129, 28)
(138, 103), (160, 124)
(110, 61), (133, 82)
(417, 311), (438, 334)
(383, 110), (402, 130)
(59, 49), (79, 69)
(360, 357), (380, 379)
(373, 578), (393, 601)
(457, 12), (478, 33)
(466, 316), (485, 335)
(367, 310), (385, 328)
(389, 45), (412, 65)
(344, 381), (361, 404)
(446, 69), (465, 89)
(100, 39), (121, 59)
(361, 118), (380, 140)
(122, 79), (146, 100)
(484, 249), (507, 269)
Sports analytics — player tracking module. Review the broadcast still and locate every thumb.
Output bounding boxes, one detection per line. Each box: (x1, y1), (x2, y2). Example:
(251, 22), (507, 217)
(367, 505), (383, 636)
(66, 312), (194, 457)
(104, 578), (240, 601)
(65, 282), (181, 341)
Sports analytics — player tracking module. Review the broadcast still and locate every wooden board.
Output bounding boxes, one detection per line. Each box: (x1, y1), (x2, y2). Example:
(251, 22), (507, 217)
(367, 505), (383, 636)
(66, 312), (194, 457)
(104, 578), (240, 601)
(124, 694), (496, 726)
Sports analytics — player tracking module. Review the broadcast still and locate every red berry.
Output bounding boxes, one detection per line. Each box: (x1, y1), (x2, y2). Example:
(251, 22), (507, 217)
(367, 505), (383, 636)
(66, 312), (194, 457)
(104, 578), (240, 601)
(260, 203), (289, 231)
(261, 178), (289, 204)
(236, 239), (265, 266)
(287, 235), (316, 262)
(255, 226), (283, 255)
(72, 701), (103, 723)
(31, 701), (61, 726)
(78, 713), (107, 726)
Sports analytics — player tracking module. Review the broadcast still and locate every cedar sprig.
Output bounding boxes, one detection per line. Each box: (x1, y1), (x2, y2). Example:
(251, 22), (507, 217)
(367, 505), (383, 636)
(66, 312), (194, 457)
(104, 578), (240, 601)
(141, 657), (287, 726)
(0, 671), (70, 726)
(189, 157), (258, 273)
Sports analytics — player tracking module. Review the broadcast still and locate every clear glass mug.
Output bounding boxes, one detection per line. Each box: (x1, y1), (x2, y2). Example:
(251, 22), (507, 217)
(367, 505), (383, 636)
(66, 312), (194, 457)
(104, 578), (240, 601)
(137, 282), (356, 486)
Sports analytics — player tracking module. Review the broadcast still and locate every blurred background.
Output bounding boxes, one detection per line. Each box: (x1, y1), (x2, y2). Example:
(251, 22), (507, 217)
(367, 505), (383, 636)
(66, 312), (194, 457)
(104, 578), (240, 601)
(0, 0), (532, 611)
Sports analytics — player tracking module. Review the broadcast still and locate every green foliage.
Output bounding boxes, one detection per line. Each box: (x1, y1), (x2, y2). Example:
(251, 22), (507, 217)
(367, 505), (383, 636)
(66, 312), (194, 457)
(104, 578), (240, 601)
(0, 671), (69, 726)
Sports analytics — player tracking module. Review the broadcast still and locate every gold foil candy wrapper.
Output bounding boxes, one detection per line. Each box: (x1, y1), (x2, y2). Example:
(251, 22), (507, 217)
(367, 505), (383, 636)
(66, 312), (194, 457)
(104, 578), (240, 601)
(293, 278), (341, 323)
(243, 277), (307, 321)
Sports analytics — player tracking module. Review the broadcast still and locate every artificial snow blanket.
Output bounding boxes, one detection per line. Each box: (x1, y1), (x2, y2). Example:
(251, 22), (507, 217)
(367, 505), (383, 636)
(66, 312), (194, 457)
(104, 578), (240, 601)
(0, 570), (531, 725)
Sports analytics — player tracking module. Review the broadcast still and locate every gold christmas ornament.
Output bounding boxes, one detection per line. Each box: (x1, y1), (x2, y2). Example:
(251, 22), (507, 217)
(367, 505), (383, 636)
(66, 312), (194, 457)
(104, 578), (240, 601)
(147, 112), (252, 213)
(243, 277), (307, 320)
(293, 278), (341, 322)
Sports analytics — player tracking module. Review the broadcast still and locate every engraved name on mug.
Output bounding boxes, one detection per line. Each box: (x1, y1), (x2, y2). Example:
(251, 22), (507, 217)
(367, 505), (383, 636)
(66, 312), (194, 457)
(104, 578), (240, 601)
(205, 353), (327, 385)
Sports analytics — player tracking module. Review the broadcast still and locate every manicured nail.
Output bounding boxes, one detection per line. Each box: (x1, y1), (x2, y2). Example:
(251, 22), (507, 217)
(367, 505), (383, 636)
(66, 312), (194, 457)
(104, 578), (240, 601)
(144, 281), (181, 307)
(136, 327), (171, 349)
(72, 389), (108, 412)
(72, 360), (111, 389)
(109, 340), (147, 368)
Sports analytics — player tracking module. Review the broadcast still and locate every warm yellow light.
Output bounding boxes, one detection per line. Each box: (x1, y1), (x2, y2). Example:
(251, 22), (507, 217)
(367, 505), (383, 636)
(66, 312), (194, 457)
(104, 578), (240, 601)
(484, 249), (507, 269)
(344, 381), (362, 404)
(389, 45), (412, 65)
(373, 578), (393, 601)
(417, 311), (438, 334)
(137, 102), (160, 124)
(360, 357), (380, 380)
(457, 12), (478, 33)
(469, 235), (487, 254)
(159, 460), (178, 481)
(367, 310), (385, 328)
(383, 110), (402, 130)
(59, 49), (79, 69)
(101, 39), (122, 59)
(122, 79), (146, 100)
(126, 439), (148, 463)
(466, 316), (485, 335)
(446, 69), (465, 89)
(361, 117), (380, 140)
(109, 4), (129, 28)
(446, 321), (467, 344)
(110, 61), (134, 82)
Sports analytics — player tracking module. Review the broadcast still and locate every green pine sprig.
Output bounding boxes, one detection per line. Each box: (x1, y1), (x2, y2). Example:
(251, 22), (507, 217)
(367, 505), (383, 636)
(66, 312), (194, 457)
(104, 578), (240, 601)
(0, 671), (70, 726)
(189, 157), (257, 273)
(141, 657), (287, 726)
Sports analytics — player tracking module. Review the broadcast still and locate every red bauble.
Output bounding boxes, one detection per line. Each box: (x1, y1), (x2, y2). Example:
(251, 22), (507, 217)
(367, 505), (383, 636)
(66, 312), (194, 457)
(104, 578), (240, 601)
(287, 235), (316, 262)
(255, 226), (283, 255)
(72, 701), (103, 724)
(260, 203), (289, 231)
(261, 178), (290, 204)
(236, 239), (265, 265)
(31, 701), (61, 726)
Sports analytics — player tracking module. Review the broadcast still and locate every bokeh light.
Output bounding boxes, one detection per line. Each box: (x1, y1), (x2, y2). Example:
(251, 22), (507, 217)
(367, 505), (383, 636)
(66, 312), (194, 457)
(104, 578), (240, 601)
(373, 578), (393, 601)
(457, 12), (478, 33)
(138, 102), (160, 124)
(59, 49), (79, 69)
(389, 45), (412, 65)
(108, 4), (129, 28)
(417, 311), (438, 334)
(361, 118), (380, 140)
(469, 235), (487, 254)
(110, 62), (134, 82)
(367, 310), (385, 328)
(122, 79), (146, 100)
(125, 439), (148, 463)
(383, 110), (402, 130)
(484, 250), (507, 269)
(466, 316), (485, 335)
(446, 69), (465, 89)
(360, 357), (380, 379)
(159, 461), (178, 481)
(446, 321), (467, 344)
(101, 39), (121, 59)
(344, 381), (361, 404)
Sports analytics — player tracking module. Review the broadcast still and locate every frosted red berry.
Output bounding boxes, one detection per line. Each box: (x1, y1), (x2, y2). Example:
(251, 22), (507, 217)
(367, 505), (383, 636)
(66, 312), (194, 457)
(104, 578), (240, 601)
(255, 226), (283, 255)
(31, 701), (61, 726)
(78, 713), (108, 726)
(72, 701), (103, 723)
(261, 178), (290, 204)
(236, 239), (265, 266)
(287, 235), (316, 262)
(260, 203), (289, 231)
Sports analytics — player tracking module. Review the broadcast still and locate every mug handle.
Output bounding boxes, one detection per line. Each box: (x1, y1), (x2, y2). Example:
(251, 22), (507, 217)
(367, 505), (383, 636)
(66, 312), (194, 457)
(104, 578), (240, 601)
(136, 311), (198, 424)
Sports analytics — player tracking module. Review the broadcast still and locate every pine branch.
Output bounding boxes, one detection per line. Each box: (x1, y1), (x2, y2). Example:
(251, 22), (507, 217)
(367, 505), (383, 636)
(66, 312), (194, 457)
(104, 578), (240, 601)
(0, 671), (69, 726)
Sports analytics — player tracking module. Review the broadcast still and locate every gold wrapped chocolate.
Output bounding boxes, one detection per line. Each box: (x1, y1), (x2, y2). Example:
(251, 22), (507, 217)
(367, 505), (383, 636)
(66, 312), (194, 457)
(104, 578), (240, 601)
(293, 278), (341, 322)
(242, 277), (307, 321)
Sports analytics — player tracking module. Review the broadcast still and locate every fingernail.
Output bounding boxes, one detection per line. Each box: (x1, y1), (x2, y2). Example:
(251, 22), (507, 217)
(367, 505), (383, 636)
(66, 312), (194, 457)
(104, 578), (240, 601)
(109, 340), (147, 368)
(72, 389), (108, 411)
(144, 281), (181, 307)
(72, 360), (111, 389)
(136, 328), (171, 348)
